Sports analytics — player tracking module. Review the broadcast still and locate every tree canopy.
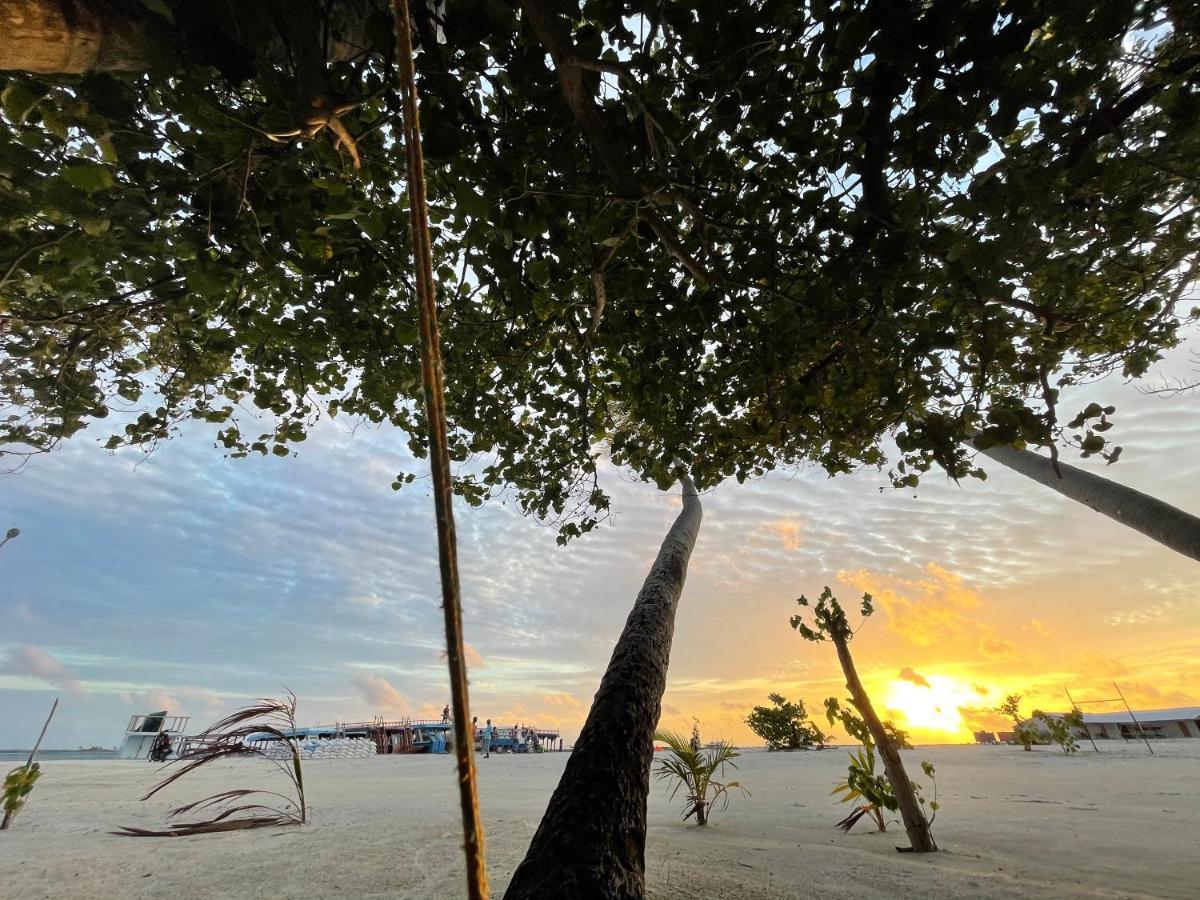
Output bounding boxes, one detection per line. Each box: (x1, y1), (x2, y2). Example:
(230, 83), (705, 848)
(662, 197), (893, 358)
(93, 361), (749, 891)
(2, 0), (1197, 534)
(745, 693), (825, 750)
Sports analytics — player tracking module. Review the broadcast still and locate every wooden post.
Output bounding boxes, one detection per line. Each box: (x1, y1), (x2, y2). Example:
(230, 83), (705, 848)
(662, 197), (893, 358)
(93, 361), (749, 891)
(24, 697), (58, 769)
(391, 1), (487, 897)
(1115, 683), (1154, 755)
(829, 630), (937, 853)
(1064, 689), (1099, 753)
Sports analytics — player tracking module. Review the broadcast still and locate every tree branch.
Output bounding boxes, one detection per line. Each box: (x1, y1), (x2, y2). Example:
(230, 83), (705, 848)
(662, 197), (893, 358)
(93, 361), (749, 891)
(517, 0), (714, 285)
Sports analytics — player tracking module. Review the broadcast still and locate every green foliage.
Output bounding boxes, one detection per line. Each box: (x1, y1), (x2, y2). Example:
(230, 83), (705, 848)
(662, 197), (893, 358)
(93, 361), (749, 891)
(1034, 709), (1083, 755)
(2, 3), (1198, 531)
(1, 763), (41, 829)
(831, 743), (939, 835)
(745, 693), (826, 751)
(823, 697), (910, 751)
(832, 744), (894, 832)
(791, 587), (872, 643)
(652, 729), (747, 826)
(997, 693), (1039, 750)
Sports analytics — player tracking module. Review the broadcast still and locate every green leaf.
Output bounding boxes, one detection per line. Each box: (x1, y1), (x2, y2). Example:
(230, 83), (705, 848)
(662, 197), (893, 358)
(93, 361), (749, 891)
(1, 82), (41, 124)
(528, 258), (551, 286)
(63, 161), (114, 193)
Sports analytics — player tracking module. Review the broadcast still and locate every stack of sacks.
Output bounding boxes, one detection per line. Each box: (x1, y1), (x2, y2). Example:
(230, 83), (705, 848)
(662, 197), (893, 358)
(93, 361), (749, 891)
(258, 737), (378, 760)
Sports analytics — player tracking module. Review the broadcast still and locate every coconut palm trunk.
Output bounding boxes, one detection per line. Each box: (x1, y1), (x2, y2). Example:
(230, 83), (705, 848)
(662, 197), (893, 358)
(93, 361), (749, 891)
(503, 476), (703, 900)
(829, 628), (937, 853)
(976, 442), (1200, 563)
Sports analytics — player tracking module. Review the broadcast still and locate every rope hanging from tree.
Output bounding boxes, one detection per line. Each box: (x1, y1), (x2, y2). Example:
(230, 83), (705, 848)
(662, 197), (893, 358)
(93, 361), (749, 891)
(391, 1), (489, 897)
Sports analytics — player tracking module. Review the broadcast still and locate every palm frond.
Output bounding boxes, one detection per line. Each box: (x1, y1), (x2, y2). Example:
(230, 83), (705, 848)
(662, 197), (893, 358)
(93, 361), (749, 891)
(117, 690), (306, 838)
(653, 728), (746, 825)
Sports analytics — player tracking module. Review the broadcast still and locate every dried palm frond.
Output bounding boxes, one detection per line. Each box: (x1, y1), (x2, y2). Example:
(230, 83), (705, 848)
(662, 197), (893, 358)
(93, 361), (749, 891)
(113, 690), (307, 837)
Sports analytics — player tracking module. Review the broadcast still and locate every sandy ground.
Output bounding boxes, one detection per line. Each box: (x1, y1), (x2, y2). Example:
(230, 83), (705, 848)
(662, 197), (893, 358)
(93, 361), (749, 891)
(1, 742), (1197, 899)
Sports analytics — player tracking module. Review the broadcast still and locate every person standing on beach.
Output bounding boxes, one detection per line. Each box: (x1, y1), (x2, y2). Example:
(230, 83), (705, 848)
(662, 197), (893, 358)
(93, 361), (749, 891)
(471, 715), (478, 752)
(482, 719), (493, 758)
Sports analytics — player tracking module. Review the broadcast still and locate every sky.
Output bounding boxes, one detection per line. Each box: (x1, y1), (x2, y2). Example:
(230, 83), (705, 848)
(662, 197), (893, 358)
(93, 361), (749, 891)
(2, 334), (1198, 749)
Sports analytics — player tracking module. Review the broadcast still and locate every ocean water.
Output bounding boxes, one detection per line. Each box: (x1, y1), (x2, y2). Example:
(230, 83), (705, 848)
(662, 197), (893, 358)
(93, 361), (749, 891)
(0, 749), (118, 763)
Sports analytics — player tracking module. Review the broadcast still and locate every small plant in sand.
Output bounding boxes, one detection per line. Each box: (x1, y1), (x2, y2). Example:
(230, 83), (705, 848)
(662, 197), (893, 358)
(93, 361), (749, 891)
(2, 698), (58, 831)
(826, 700), (939, 835)
(115, 691), (307, 836)
(2, 763), (41, 830)
(1033, 709), (1084, 755)
(746, 693), (826, 751)
(653, 729), (748, 826)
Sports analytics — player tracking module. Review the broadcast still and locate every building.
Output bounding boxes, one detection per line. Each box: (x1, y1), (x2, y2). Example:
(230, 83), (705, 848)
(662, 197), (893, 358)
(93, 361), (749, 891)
(1029, 707), (1200, 741)
(1078, 707), (1200, 741)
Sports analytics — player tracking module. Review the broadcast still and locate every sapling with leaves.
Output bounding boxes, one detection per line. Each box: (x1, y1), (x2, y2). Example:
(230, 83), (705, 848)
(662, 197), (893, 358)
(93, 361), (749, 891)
(1, 697), (58, 830)
(115, 691), (307, 837)
(793, 588), (937, 853)
(1034, 709), (1084, 755)
(997, 693), (1037, 750)
(2, 763), (41, 830)
(825, 698), (938, 835)
(652, 730), (748, 826)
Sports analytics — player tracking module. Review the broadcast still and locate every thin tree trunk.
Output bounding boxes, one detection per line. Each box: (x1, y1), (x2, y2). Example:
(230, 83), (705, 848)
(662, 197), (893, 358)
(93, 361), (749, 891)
(830, 629), (937, 853)
(976, 442), (1200, 563)
(503, 477), (703, 900)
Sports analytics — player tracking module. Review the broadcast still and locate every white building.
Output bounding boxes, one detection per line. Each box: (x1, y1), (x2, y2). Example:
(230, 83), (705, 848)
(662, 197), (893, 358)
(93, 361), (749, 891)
(1027, 707), (1200, 742)
(1077, 707), (1200, 741)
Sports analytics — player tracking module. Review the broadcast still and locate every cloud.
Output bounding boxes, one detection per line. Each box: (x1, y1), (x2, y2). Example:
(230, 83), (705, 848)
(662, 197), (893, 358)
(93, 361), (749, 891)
(351, 673), (409, 711)
(839, 563), (982, 646)
(978, 635), (1019, 660)
(1103, 598), (1186, 626)
(958, 704), (1008, 733)
(12, 603), (41, 626)
(1024, 619), (1052, 638)
(542, 692), (581, 710)
(124, 687), (224, 722)
(898, 666), (931, 688)
(464, 643), (486, 669)
(1, 645), (84, 695)
(1075, 653), (1129, 678)
(761, 519), (803, 551)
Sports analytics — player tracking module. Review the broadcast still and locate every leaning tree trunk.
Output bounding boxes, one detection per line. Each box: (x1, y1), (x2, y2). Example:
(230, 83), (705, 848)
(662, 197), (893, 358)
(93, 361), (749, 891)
(503, 477), (703, 900)
(830, 628), (937, 853)
(976, 442), (1200, 563)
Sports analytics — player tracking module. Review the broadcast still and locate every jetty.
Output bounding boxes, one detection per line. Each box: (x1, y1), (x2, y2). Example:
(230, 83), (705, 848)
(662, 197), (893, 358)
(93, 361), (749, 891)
(119, 709), (564, 758)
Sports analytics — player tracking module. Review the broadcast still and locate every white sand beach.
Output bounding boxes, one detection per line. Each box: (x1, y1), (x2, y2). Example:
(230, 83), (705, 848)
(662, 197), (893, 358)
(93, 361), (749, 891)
(2, 742), (1197, 899)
